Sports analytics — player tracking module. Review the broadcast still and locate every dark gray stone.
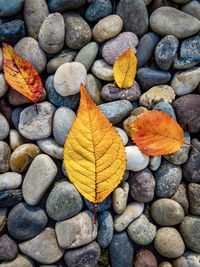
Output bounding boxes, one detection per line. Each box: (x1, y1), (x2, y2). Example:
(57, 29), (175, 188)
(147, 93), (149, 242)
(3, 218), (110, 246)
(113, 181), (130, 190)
(8, 202), (48, 240)
(85, 196), (112, 212)
(48, 0), (86, 12)
(85, 0), (112, 22)
(0, 234), (18, 261)
(11, 107), (23, 129)
(0, 190), (22, 207)
(97, 211), (113, 248)
(0, 0), (24, 17)
(188, 183), (200, 215)
(0, 19), (25, 43)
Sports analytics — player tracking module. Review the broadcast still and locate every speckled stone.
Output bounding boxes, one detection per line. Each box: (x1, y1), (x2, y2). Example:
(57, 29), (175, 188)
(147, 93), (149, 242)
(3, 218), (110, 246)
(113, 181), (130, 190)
(0, 141), (11, 173)
(85, 0), (112, 22)
(171, 183), (189, 214)
(153, 101), (176, 120)
(180, 33), (200, 62)
(112, 182), (129, 214)
(97, 211), (113, 248)
(173, 55), (199, 70)
(134, 250), (157, 267)
(0, 113), (9, 141)
(188, 183), (200, 215)
(86, 74), (103, 104)
(0, 19), (25, 43)
(0, 190), (22, 208)
(0, 234), (18, 261)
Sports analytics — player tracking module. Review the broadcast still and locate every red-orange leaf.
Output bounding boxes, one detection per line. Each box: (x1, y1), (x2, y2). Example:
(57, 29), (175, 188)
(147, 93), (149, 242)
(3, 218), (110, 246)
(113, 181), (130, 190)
(2, 43), (45, 103)
(130, 110), (184, 156)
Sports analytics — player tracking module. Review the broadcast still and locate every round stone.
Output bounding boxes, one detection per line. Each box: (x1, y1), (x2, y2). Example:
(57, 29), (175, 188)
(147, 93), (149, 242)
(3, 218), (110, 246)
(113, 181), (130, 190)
(151, 199), (185, 226)
(97, 211), (113, 248)
(8, 202), (47, 240)
(0, 141), (11, 173)
(125, 146), (149, 172)
(134, 250), (157, 267)
(0, 234), (18, 261)
(0, 0), (24, 17)
(46, 181), (83, 221)
(37, 138), (63, 160)
(54, 62), (87, 97)
(91, 59), (113, 81)
(149, 156), (162, 171)
(153, 101), (176, 120)
(0, 74), (8, 98)
(112, 181), (129, 214)
(9, 129), (24, 150)
(0, 113), (9, 141)
(154, 227), (185, 258)
(85, 0), (112, 22)
(0, 172), (22, 192)
(188, 183), (200, 215)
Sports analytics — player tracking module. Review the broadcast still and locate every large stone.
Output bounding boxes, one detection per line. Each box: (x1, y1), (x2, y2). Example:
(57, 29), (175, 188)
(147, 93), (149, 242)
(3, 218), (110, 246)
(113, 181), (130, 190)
(0, 0), (24, 17)
(37, 138), (63, 160)
(0, 254), (34, 267)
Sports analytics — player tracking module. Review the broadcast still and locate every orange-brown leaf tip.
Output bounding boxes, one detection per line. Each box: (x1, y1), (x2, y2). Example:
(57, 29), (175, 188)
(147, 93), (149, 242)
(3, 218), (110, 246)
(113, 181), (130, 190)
(2, 43), (45, 103)
(64, 84), (126, 204)
(130, 110), (184, 156)
(113, 48), (137, 89)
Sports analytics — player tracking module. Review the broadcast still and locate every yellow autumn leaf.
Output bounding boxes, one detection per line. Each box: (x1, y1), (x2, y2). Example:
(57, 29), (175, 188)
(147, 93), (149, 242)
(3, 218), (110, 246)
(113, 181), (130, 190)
(64, 84), (126, 204)
(113, 48), (137, 89)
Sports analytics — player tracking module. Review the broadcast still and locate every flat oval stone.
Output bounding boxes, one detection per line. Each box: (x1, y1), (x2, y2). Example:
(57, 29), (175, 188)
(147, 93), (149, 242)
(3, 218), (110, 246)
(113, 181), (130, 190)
(23, 0), (49, 39)
(0, 172), (22, 192)
(0, 113), (9, 141)
(64, 12), (92, 50)
(134, 250), (157, 267)
(188, 183), (200, 215)
(8, 202), (47, 240)
(116, 0), (148, 37)
(0, 74), (8, 98)
(102, 32), (138, 65)
(0, 0), (24, 17)
(0, 141), (11, 173)
(38, 13), (65, 54)
(9, 129), (25, 151)
(112, 182), (129, 214)
(97, 211), (113, 248)
(126, 146), (149, 172)
(37, 138), (63, 160)
(10, 144), (40, 173)
(0, 254), (34, 267)
(150, 7), (200, 38)
(85, 0), (112, 22)
(91, 59), (113, 81)
(86, 74), (103, 104)
(46, 181), (83, 221)
(14, 37), (47, 73)
(0, 19), (25, 43)
(0, 234), (18, 261)
(48, 0), (86, 12)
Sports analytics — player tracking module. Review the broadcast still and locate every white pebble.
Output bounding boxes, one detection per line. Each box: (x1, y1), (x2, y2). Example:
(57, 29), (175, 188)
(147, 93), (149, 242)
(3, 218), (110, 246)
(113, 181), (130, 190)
(116, 127), (129, 145)
(125, 146), (149, 172)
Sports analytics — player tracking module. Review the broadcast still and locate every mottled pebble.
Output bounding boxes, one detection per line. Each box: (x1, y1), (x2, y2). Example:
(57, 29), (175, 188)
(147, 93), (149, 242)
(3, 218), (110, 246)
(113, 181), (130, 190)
(134, 250), (157, 267)
(0, 113), (9, 141)
(0, 190), (22, 208)
(0, 234), (18, 261)
(180, 33), (200, 62)
(0, 141), (11, 173)
(85, 0), (112, 22)
(188, 183), (200, 215)
(97, 211), (113, 248)
(0, 19), (25, 43)
(37, 138), (63, 160)
(171, 183), (189, 214)
(0, 172), (22, 192)
(126, 146), (149, 172)
(113, 182), (129, 214)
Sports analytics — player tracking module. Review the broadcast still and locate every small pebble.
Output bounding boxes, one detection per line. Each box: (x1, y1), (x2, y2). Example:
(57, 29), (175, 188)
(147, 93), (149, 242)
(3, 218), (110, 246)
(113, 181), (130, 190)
(149, 156), (161, 171)
(37, 138), (63, 160)
(171, 183), (189, 214)
(92, 59), (113, 81)
(125, 146), (149, 172)
(134, 250), (157, 267)
(0, 234), (18, 261)
(0, 172), (22, 192)
(0, 141), (11, 173)
(188, 183), (200, 215)
(86, 74), (103, 104)
(97, 211), (113, 248)
(116, 128), (129, 146)
(112, 181), (129, 214)
(85, 0), (112, 22)
(0, 113), (9, 141)
(9, 129), (24, 150)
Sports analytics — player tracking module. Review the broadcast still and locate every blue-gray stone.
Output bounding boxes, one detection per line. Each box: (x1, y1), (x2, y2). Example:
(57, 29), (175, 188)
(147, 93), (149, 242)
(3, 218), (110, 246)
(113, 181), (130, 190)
(0, 190), (22, 208)
(97, 211), (113, 248)
(153, 101), (176, 120)
(11, 107), (23, 129)
(136, 67), (171, 91)
(48, 0), (86, 12)
(180, 34), (200, 62)
(85, 196), (112, 212)
(173, 56), (198, 70)
(0, 19), (25, 43)
(85, 0), (112, 22)
(109, 232), (134, 267)
(137, 32), (160, 67)
(45, 75), (79, 110)
(0, 0), (24, 17)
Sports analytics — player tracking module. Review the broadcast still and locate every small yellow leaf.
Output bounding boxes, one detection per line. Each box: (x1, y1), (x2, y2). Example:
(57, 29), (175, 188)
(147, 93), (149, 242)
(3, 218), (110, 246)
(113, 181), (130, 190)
(113, 48), (137, 89)
(131, 110), (184, 156)
(64, 84), (126, 204)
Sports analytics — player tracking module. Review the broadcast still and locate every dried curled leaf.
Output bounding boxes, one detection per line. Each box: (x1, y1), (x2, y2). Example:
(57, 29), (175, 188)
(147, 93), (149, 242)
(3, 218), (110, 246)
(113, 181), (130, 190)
(113, 48), (137, 89)
(131, 110), (184, 156)
(2, 43), (45, 103)
(64, 84), (126, 204)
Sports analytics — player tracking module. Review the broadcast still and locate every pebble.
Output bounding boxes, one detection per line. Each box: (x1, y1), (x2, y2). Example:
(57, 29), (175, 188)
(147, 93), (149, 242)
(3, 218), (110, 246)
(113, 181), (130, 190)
(45, 75), (79, 109)
(9, 129), (24, 150)
(155, 35), (179, 70)
(91, 59), (113, 81)
(134, 250), (157, 267)
(18, 102), (55, 140)
(97, 211), (113, 248)
(101, 81), (141, 102)
(181, 1), (200, 20)
(53, 107), (76, 146)
(85, 196), (112, 212)
(136, 68), (171, 91)
(159, 262), (173, 267)
(22, 154), (57, 206)
(55, 211), (98, 249)
(92, 15), (123, 43)
(0, 113), (9, 141)
(188, 183), (200, 215)
(0, 208), (7, 234)
(112, 182), (129, 214)
(46, 181), (83, 221)
(0, 254), (34, 267)
(173, 55), (199, 70)
(37, 138), (63, 160)
(8, 202), (47, 240)
(114, 202), (144, 232)
(19, 228), (64, 264)
(173, 252), (200, 267)
(0, 234), (18, 261)
(0, 141), (11, 173)
(171, 183), (189, 214)
(109, 232), (134, 267)
(10, 144), (40, 173)
(116, 0), (148, 37)
(171, 67), (200, 96)
(0, 189), (22, 208)
(125, 146), (149, 172)
(151, 199), (185, 226)
(75, 42), (99, 71)
(0, 98), (13, 125)
(38, 13), (65, 54)
(128, 215), (156, 245)
(173, 95), (200, 133)
(154, 227), (185, 258)
(64, 241), (100, 267)
(86, 74), (102, 104)
(14, 37), (47, 73)
(102, 32), (138, 65)
(7, 89), (32, 106)
(85, 0), (112, 22)
(150, 7), (200, 38)
(129, 168), (155, 202)
(99, 100), (132, 124)
(0, 47), (2, 70)
(153, 101), (176, 120)
(11, 107), (22, 129)
(0, 74), (8, 98)
(136, 32), (160, 67)
(23, 0), (49, 39)
(0, 172), (22, 192)
(0, 19), (25, 43)
(48, 0), (86, 13)
(64, 12), (92, 50)
(0, 0), (24, 17)
(54, 62), (87, 96)
(180, 216), (200, 253)
(149, 156), (161, 171)
(180, 34), (200, 62)
(116, 128), (129, 146)
(155, 160), (182, 198)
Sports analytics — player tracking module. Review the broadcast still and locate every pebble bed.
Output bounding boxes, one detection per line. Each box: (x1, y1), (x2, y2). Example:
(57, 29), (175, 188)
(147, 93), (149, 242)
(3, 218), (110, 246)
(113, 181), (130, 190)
(0, 0), (200, 266)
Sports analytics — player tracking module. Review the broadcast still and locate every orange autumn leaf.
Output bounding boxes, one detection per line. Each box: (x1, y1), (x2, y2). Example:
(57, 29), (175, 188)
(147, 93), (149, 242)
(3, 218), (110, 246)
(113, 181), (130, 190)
(2, 43), (45, 103)
(113, 48), (137, 89)
(131, 110), (184, 156)
(64, 84), (126, 204)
